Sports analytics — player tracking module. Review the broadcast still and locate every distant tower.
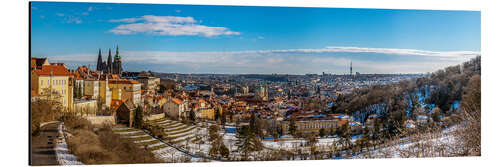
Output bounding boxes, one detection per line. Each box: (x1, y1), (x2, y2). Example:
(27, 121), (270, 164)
(96, 48), (103, 72)
(113, 45), (122, 75)
(107, 48), (113, 74)
(350, 61), (353, 76)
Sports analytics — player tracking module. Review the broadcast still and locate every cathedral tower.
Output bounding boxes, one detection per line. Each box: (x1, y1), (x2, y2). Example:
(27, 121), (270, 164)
(113, 45), (122, 74)
(107, 48), (113, 74)
(96, 48), (103, 72)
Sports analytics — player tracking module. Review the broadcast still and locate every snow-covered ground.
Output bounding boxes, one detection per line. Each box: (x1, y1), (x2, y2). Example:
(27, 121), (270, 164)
(112, 126), (208, 162)
(55, 123), (84, 165)
(147, 118), (213, 158)
(353, 125), (460, 159)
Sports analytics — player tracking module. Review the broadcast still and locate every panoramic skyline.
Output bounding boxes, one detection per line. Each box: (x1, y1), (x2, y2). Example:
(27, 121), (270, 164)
(30, 2), (481, 74)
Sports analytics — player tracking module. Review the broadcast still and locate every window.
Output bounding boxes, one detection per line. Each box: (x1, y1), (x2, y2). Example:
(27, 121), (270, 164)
(41, 80), (43, 86)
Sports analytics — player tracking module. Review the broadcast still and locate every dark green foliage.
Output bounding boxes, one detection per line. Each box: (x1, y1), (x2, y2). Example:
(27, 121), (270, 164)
(249, 113), (262, 137)
(214, 107), (220, 121)
(288, 118), (297, 136)
(319, 128), (326, 137)
(133, 106), (144, 129)
(189, 109), (196, 122)
(236, 125), (263, 159)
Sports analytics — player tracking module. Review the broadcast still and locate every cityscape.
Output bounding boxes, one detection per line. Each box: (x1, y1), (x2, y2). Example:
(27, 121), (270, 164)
(30, 2), (481, 165)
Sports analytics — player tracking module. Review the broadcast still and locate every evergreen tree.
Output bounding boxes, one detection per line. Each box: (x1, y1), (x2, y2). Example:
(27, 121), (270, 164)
(189, 109), (196, 122)
(236, 125), (263, 159)
(249, 113), (257, 133)
(209, 133), (230, 159)
(73, 83), (78, 98)
(289, 118), (297, 136)
(221, 111), (227, 127)
(214, 106), (221, 121)
(133, 106), (144, 129)
(319, 128), (326, 138)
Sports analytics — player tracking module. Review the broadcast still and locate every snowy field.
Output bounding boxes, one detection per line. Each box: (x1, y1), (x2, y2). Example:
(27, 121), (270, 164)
(353, 125), (460, 159)
(146, 118), (213, 158)
(55, 123), (84, 165)
(112, 126), (209, 162)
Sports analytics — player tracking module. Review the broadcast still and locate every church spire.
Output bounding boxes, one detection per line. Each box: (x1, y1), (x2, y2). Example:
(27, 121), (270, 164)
(97, 48), (102, 71)
(107, 48), (113, 74)
(114, 45), (120, 60)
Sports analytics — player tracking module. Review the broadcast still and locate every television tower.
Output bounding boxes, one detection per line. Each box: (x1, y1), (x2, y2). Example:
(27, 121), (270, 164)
(350, 60), (353, 76)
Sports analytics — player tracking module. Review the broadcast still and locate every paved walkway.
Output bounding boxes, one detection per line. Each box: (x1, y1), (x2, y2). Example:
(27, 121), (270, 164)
(30, 122), (60, 166)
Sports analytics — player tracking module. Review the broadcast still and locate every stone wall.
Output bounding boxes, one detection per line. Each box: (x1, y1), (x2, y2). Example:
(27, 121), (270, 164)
(145, 113), (165, 121)
(85, 116), (116, 125)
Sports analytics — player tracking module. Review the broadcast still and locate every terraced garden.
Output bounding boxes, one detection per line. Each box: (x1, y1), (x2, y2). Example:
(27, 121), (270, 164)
(111, 126), (204, 162)
(146, 118), (212, 157)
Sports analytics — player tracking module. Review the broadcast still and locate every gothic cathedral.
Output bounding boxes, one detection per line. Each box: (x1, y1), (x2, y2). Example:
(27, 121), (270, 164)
(96, 46), (122, 75)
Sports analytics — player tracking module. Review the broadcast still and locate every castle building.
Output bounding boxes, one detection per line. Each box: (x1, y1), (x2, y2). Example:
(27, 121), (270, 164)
(96, 46), (123, 75)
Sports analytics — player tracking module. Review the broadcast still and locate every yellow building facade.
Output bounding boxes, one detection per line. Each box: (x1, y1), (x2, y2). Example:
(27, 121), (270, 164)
(31, 65), (73, 111)
(108, 80), (142, 106)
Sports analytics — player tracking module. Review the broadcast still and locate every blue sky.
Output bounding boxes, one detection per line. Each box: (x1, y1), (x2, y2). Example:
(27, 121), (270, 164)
(30, 2), (480, 74)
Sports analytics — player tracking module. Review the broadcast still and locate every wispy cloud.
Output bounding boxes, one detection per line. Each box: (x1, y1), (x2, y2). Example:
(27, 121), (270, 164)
(55, 13), (83, 24)
(108, 15), (240, 37)
(47, 46), (479, 74)
(65, 16), (83, 24)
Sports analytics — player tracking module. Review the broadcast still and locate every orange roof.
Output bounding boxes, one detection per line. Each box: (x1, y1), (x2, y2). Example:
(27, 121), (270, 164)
(338, 119), (348, 127)
(108, 80), (140, 84)
(50, 63), (65, 66)
(72, 71), (84, 80)
(77, 66), (88, 72)
(33, 64), (71, 76)
(31, 90), (39, 97)
(172, 98), (183, 105)
(110, 74), (120, 79)
(111, 99), (126, 111)
(31, 59), (36, 68)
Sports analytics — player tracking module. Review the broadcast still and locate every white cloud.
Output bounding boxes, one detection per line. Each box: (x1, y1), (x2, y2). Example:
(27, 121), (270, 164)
(47, 46), (479, 74)
(324, 46), (479, 58)
(65, 16), (82, 24)
(108, 15), (240, 37)
(56, 13), (65, 17)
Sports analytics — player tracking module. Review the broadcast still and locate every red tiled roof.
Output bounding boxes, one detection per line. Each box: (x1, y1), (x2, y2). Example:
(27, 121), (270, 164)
(338, 119), (348, 127)
(108, 80), (140, 84)
(77, 66), (88, 72)
(73, 71), (84, 80)
(110, 74), (120, 79)
(111, 99), (126, 111)
(31, 90), (39, 97)
(33, 64), (71, 76)
(31, 59), (36, 68)
(31, 57), (48, 69)
(172, 98), (183, 105)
